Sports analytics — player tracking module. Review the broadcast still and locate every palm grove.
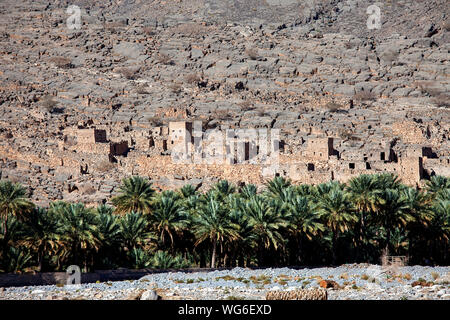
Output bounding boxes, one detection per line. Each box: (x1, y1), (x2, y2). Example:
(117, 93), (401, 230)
(0, 173), (449, 273)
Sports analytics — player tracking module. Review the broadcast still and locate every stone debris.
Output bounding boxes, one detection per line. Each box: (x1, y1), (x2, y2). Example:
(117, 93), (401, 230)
(0, 265), (449, 300)
(140, 290), (160, 300)
(266, 288), (327, 300)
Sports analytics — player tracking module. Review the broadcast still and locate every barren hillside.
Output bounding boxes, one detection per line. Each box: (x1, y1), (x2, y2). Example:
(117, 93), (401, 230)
(0, 0), (448, 206)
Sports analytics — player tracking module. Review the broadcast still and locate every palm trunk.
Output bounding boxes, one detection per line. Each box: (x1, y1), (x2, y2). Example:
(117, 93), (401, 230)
(2, 216), (8, 249)
(229, 249), (236, 267)
(408, 230), (414, 263)
(332, 230), (339, 265)
(258, 243), (264, 267)
(211, 238), (217, 268)
(73, 244), (80, 271)
(238, 255), (244, 267)
(223, 253), (228, 267)
(38, 248), (44, 272)
(199, 250), (206, 268)
(160, 230), (165, 250)
(3, 217), (7, 238)
(246, 256), (251, 267)
(359, 212), (365, 262)
(385, 227), (391, 256)
(297, 236), (303, 265)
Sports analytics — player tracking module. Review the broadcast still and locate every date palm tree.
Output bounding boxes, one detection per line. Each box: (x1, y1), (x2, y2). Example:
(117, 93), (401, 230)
(111, 176), (155, 214)
(96, 205), (121, 268)
(59, 203), (102, 271)
(347, 174), (379, 260)
(266, 176), (291, 199)
(293, 184), (315, 198)
(151, 193), (189, 251)
(227, 195), (254, 267)
(287, 195), (324, 264)
(0, 215), (26, 267)
(178, 184), (198, 199)
(347, 174), (379, 217)
(0, 180), (34, 243)
(97, 205), (121, 245)
(244, 195), (288, 266)
(277, 186), (297, 204)
(240, 184), (257, 200)
(48, 201), (70, 215)
(151, 250), (191, 269)
(375, 173), (402, 190)
(211, 180), (236, 203)
(372, 189), (412, 255)
(128, 247), (152, 269)
(426, 175), (450, 199)
(21, 207), (64, 271)
(402, 188), (432, 262)
(1, 247), (33, 273)
(315, 181), (345, 198)
(403, 187), (432, 223)
(193, 198), (240, 268)
(96, 204), (115, 216)
(315, 188), (356, 265)
(119, 211), (154, 251)
(427, 199), (449, 264)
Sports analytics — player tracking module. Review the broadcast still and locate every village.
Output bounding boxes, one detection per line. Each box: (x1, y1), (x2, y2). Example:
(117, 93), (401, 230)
(0, 0), (448, 208)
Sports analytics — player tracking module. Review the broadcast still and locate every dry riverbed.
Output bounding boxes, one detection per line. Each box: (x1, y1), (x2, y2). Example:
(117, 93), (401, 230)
(1, 264), (449, 300)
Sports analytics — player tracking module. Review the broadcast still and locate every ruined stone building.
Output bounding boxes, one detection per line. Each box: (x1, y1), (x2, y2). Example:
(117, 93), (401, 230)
(1, 111), (449, 207)
(0, 0), (449, 206)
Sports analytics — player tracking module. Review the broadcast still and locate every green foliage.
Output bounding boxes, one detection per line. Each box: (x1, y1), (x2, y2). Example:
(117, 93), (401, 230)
(151, 193), (188, 250)
(58, 203), (102, 271)
(1, 246), (33, 273)
(128, 248), (152, 269)
(111, 176), (155, 214)
(245, 195), (287, 251)
(0, 173), (449, 272)
(213, 180), (236, 198)
(119, 211), (152, 250)
(178, 184), (197, 198)
(266, 176), (291, 199)
(151, 250), (192, 269)
(98, 208), (121, 245)
(0, 180), (35, 222)
(0, 180), (35, 254)
(426, 176), (450, 198)
(96, 204), (115, 216)
(193, 197), (240, 267)
(21, 207), (64, 271)
(240, 184), (257, 200)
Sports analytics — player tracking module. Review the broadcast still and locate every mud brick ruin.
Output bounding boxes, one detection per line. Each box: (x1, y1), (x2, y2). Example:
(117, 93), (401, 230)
(0, 0), (448, 206)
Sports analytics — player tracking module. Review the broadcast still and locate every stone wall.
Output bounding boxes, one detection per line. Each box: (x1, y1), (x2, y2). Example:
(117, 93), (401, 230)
(0, 268), (234, 288)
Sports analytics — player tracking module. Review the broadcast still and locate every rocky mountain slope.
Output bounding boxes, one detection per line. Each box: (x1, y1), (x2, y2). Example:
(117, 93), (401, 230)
(0, 0), (448, 206)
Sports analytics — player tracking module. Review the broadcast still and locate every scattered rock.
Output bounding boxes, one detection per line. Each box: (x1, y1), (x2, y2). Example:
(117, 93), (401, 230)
(319, 280), (340, 290)
(140, 290), (160, 300)
(126, 290), (145, 300)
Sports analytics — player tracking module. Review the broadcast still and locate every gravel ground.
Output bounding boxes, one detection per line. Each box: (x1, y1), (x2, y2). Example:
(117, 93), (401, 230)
(1, 264), (449, 300)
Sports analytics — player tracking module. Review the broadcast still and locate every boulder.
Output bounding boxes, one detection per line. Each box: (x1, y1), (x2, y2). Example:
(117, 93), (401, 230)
(113, 42), (145, 60)
(140, 290), (160, 300)
(319, 280), (340, 289)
